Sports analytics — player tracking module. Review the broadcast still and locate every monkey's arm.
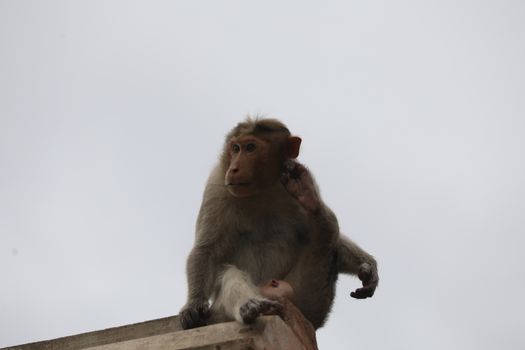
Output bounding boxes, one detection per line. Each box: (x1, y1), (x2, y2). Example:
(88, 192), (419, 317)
(337, 236), (379, 299)
(282, 160), (379, 299)
(181, 181), (228, 329)
(281, 161), (340, 245)
(180, 244), (215, 329)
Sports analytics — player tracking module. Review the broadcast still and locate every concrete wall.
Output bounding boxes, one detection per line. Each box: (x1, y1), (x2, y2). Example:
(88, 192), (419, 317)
(2, 315), (310, 350)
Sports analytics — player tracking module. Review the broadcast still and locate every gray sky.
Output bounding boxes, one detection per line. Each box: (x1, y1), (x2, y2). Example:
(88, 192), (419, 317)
(1, 1), (524, 349)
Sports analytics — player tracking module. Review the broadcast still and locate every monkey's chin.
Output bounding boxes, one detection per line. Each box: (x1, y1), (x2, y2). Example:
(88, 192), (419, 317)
(226, 184), (258, 198)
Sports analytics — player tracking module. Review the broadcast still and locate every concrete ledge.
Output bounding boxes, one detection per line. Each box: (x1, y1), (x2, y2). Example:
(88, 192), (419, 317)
(2, 316), (308, 350)
(1, 316), (182, 350)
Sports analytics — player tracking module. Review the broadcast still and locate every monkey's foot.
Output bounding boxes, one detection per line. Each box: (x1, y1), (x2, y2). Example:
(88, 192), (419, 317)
(240, 298), (282, 324)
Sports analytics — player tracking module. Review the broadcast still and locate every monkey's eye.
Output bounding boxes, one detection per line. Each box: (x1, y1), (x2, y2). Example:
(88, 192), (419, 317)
(232, 144), (241, 153)
(245, 143), (256, 153)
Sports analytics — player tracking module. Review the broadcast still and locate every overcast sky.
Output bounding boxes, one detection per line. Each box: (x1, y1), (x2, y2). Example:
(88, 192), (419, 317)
(1, 1), (524, 349)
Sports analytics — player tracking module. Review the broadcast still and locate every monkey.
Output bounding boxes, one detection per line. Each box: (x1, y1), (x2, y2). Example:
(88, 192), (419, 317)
(179, 118), (378, 330)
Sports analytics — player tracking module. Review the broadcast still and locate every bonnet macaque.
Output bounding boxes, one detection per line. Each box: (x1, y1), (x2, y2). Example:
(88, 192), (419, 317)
(180, 118), (378, 330)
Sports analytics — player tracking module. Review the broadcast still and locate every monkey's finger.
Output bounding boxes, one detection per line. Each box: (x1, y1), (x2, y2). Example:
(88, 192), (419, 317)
(261, 299), (283, 314)
(290, 162), (308, 179)
(197, 304), (211, 319)
(180, 314), (190, 329)
(240, 300), (261, 324)
(350, 286), (375, 299)
(180, 308), (204, 329)
(284, 160), (297, 172)
(280, 172), (290, 185)
(282, 176), (303, 198)
(350, 291), (368, 299)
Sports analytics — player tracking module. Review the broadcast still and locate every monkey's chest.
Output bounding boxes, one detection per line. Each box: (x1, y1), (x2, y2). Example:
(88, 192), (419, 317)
(229, 220), (309, 284)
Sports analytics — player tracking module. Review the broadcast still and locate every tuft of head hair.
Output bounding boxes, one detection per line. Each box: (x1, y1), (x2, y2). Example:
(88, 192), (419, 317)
(225, 116), (291, 141)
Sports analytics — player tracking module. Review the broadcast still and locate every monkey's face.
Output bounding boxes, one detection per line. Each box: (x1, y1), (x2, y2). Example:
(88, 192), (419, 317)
(224, 135), (281, 197)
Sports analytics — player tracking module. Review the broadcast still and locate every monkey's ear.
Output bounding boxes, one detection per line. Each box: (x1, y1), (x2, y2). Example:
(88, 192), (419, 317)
(286, 136), (302, 159)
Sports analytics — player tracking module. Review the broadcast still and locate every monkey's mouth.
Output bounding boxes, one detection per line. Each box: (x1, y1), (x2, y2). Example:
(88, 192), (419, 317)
(225, 182), (255, 197)
(226, 182), (251, 187)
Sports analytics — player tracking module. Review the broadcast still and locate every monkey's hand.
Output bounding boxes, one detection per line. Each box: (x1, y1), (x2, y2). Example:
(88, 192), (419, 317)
(240, 298), (282, 324)
(180, 300), (211, 329)
(281, 160), (321, 214)
(350, 262), (379, 299)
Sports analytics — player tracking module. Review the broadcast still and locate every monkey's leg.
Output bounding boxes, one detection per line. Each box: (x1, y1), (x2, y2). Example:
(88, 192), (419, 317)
(337, 236), (379, 298)
(214, 265), (282, 324)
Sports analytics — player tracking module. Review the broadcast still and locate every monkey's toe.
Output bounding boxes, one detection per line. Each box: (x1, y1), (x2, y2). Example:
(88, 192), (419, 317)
(259, 299), (282, 314)
(240, 299), (260, 324)
(240, 299), (282, 324)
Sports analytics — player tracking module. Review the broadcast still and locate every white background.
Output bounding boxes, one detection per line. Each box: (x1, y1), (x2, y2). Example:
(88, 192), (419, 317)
(1, 1), (524, 349)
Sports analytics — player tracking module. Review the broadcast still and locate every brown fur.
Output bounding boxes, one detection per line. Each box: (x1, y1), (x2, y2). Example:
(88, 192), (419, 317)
(180, 117), (378, 330)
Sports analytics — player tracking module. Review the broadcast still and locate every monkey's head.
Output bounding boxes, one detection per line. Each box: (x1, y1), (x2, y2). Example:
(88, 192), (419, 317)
(222, 118), (301, 198)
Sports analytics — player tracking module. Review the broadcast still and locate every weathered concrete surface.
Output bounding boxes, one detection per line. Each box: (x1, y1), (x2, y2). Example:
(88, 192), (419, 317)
(1, 316), (182, 350)
(83, 316), (304, 350)
(2, 315), (310, 350)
